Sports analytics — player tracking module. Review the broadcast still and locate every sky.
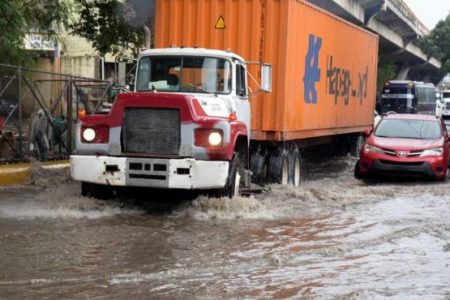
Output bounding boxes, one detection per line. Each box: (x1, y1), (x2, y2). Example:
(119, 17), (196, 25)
(403, 0), (450, 30)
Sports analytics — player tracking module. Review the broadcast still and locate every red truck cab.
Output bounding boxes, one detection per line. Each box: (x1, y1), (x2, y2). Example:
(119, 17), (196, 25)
(70, 48), (271, 198)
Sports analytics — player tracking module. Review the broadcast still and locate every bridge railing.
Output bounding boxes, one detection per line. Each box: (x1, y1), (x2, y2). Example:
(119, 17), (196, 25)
(389, 0), (430, 36)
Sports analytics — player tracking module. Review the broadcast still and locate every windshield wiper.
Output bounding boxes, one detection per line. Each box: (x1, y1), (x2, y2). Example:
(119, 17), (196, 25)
(189, 84), (217, 97)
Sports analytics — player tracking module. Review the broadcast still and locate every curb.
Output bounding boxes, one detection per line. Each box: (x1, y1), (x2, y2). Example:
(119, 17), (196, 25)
(0, 160), (70, 186)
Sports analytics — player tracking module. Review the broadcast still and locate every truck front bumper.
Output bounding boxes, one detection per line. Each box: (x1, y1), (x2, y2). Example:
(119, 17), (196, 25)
(70, 155), (229, 189)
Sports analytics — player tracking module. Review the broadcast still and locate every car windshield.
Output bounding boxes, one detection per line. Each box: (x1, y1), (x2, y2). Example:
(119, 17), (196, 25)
(136, 56), (232, 94)
(375, 119), (442, 140)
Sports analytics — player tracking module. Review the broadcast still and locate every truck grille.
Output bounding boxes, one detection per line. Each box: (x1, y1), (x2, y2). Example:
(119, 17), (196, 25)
(122, 108), (180, 155)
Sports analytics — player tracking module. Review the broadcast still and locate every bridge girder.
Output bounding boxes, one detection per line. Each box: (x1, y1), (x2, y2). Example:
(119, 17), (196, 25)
(307, 0), (441, 76)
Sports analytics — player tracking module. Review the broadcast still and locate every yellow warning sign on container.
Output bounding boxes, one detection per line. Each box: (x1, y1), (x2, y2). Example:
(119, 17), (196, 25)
(215, 16), (226, 29)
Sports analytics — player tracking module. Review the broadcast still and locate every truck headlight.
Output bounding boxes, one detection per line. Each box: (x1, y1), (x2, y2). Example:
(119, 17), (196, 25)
(194, 129), (223, 147)
(82, 128), (96, 142)
(420, 147), (443, 157)
(208, 132), (222, 146)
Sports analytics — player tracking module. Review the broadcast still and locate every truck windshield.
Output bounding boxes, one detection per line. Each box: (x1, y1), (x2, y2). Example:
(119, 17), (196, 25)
(375, 119), (442, 140)
(136, 56), (232, 94)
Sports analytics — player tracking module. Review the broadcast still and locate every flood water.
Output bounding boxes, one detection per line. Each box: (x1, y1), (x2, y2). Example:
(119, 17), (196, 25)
(1, 157), (450, 298)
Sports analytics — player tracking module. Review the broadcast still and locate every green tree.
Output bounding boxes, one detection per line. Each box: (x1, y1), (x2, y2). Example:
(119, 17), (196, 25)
(71, 0), (150, 58)
(0, 0), (70, 65)
(418, 13), (450, 74)
(377, 59), (397, 90)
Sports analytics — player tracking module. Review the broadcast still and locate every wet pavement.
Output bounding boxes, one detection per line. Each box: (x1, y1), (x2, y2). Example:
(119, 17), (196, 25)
(1, 157), (450, 298)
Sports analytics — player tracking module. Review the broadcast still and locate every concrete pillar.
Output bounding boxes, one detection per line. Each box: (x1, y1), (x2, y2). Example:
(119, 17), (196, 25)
(395, 65), (410, 80)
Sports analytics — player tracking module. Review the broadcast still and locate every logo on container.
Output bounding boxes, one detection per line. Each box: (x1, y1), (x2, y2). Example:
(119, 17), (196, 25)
(304, 34), (322, 104)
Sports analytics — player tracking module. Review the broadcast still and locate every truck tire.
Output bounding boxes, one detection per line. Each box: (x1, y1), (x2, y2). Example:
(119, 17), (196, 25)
(269, 149), (289, 184)
(216, 154), (242, 198)
(289, 148), (302, 187)
(81, 182), (114, 200)
(250, 149), (268, 184)
(351, 134), (366, 157)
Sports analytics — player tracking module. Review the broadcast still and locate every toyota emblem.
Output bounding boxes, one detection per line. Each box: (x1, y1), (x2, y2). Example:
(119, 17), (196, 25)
(397, 151), (407, 158)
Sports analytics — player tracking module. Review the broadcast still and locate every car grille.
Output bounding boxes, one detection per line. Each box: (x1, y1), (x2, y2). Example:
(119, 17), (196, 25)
(381, 148), (423, 157)
(122, 108), (180, 155)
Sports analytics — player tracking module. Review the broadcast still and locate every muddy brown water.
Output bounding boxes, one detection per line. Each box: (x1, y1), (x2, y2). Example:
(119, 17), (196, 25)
(1, 157), (450, 298)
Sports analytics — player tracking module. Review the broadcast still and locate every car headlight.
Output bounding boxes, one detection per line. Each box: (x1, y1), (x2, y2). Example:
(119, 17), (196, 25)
(208, 131), (222, 146)
(364, 143), (384, 154)
(82, 128), (96, 142)
(420, 147), (443, 157)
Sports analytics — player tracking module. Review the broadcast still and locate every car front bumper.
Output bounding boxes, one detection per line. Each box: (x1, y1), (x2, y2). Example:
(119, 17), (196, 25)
(359, 153), (448, 179)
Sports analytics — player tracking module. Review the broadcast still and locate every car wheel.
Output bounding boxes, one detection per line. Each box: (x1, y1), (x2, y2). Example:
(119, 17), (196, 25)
(437, 168), (449, 181)
(354, 160), (366, 180)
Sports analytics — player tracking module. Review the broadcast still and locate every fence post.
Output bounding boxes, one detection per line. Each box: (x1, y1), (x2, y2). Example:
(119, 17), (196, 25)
(67, 78), (73, 154)
(17, 67), (23, 160)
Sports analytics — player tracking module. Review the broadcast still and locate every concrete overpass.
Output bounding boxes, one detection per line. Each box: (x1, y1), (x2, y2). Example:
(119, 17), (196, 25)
(308, 0), (441, 81)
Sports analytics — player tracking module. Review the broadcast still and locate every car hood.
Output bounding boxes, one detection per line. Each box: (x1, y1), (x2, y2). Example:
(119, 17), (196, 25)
(368, 135), (443, 151)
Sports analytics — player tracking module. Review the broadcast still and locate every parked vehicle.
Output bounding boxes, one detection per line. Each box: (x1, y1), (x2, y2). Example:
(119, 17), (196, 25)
(355, 113), (450, 180)
(379, 80), (436, 114)
(70, 0), (379, 198)
(439, 90), (450, 119)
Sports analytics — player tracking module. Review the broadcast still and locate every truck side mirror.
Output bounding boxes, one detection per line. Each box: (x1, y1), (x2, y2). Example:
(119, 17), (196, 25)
(261, 64), (272, 93)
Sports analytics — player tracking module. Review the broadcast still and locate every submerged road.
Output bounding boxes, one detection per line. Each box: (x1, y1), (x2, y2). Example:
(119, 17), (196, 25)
(0, 157), (450, 298)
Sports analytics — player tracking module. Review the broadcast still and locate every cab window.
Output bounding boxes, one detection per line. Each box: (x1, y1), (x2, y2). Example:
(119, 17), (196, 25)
(236, 64), (247, 97)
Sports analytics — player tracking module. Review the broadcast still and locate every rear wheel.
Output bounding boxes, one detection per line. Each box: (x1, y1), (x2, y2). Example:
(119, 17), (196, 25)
(250, 149), (269, 184)
(289, 148), (302, 187)
(269, 149), (289, 184)
(351, 134), (366, 157)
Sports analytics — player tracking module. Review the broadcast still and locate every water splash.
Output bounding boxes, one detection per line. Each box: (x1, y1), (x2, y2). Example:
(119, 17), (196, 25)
(0, 184), (141, 220)
(172, 195), (276, 220)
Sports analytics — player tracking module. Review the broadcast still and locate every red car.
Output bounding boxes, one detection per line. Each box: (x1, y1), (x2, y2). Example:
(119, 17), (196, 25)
(355, 113), (450, 180)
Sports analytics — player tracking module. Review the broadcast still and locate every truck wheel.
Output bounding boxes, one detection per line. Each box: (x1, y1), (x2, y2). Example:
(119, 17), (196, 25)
(217, 154), (242, 198)
(250, 150), (268, 184)
(81, 182), (114, 200)
(289, 148), (302, 187)
(351, 134), (366, 157)
(269, 150), (289, 184)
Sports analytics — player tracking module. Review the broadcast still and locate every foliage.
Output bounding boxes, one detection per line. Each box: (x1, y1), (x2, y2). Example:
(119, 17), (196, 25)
(71, 0), (149, 58)
(419, 13), (450, 73)
(377, 59), (397, 90)
(0, 0), (70, 65)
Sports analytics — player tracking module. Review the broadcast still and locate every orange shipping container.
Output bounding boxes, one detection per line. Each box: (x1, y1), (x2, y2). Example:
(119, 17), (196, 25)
(155, 0), (379, 142)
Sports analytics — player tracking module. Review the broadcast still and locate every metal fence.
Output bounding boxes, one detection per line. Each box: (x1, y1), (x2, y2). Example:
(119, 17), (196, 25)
(0, 64), (115, 163)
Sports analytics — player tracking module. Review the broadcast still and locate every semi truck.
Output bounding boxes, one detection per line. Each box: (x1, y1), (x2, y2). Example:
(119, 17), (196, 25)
(70, 0), (379, 198)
